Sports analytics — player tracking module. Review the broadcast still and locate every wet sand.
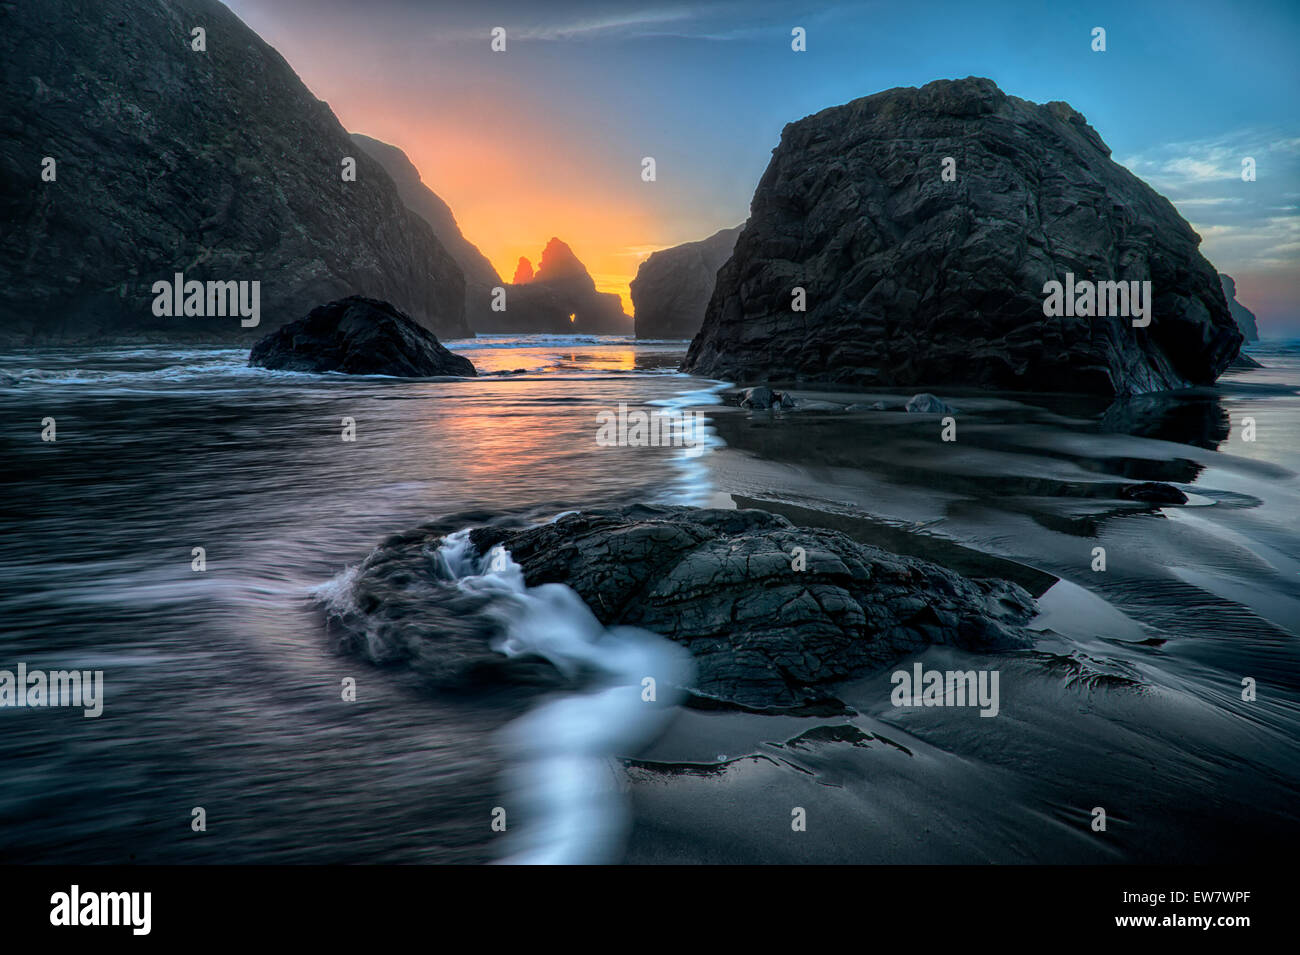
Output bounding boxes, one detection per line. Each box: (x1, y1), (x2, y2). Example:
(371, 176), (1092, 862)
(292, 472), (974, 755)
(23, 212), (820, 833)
(623, 346), (1300, 863)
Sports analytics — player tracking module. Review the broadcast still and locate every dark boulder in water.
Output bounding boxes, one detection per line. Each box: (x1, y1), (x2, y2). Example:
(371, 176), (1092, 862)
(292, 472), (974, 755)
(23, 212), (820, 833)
(1119, 482), (1188, 505)
(738, 386), (795, 410)
(470, 505), (1037, 707)
(905, 393), (956, 415)
(681, 77), (1242, 396)
(249, 297), (475, 377)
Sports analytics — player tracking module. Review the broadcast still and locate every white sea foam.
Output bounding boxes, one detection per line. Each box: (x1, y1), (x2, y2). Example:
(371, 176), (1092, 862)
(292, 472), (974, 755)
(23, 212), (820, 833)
(646, 381), (729, 506)
(436, 529), (693, 864)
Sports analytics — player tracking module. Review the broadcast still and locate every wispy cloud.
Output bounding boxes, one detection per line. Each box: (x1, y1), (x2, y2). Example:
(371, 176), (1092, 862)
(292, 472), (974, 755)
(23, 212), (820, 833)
(1174, 197), (1243, 207)
(506, 0), (837, 43)
(1191, 215), (1300, 271)
(512, 9), (700, 41)
(1121, 130), (1300, 193)
(413, 2), (789, 45)
(1119, 129), (1300, 278)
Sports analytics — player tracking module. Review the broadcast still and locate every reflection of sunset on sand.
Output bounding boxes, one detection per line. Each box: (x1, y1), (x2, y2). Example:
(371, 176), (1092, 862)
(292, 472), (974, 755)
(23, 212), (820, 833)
(556, 348), (636, 372)
(405, 338), (683, 502)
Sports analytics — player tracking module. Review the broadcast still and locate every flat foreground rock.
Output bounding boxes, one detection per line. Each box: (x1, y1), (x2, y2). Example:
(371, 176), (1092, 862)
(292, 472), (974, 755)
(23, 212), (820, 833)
(325, 505), (1036, 708)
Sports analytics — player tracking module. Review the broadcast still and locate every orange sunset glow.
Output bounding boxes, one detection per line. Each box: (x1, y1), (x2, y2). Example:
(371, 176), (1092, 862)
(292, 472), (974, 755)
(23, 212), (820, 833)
(225, 5), (721, 313)
(330, 90), (661, 309)
(222, 0), (1300, 336)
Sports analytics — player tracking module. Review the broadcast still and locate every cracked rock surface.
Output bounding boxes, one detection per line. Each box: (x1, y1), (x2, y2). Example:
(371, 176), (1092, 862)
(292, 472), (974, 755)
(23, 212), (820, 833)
(471, 505), (1037, 706)
(325, 505), (1037, 708)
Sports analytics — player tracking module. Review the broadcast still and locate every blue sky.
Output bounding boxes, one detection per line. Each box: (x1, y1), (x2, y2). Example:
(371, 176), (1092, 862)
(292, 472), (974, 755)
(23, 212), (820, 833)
(230, 0), (1300, 333)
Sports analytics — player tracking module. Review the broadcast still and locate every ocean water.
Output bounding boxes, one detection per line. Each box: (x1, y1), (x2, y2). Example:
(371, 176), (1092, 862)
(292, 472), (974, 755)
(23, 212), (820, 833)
(1, 336), (1297, 863)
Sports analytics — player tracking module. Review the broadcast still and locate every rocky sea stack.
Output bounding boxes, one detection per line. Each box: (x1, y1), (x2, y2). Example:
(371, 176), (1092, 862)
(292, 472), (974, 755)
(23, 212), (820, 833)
(475, 238), (631, 335)
(631, 225), (742, 339)
(249, 296), (475, 376)
(682, 77), (1242, 396)
(1220, 274), (1259, 342)
(327, 505), (1037, 708)
(0, 0), (467, 343)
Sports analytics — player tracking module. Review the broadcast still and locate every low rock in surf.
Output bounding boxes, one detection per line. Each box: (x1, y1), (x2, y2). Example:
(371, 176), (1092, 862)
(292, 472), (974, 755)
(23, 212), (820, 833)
(321, 506), (1037, 708)
(1119, 482), (1188, 505)
(320, 506), (1038, 708)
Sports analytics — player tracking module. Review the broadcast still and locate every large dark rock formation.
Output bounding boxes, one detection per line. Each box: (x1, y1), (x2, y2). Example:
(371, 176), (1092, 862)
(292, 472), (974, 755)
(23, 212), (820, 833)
(0, 0), (467, 343)
(682, 77), (1242, 396)
(477, 238), (632, 335)
(249, 296), (475, 377)
(631, 225), (742, 339)
(1219, 274), (1259, 342)
(324, 505), (1037, 708)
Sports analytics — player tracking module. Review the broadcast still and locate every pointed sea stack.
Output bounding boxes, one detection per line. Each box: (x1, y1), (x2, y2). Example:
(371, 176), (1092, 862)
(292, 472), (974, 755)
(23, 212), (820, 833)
(476, 238), (631, 335)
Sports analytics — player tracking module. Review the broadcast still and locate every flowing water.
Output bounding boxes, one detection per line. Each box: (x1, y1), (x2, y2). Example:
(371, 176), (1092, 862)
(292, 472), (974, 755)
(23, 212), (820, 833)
(1, 336), (1297, 863)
